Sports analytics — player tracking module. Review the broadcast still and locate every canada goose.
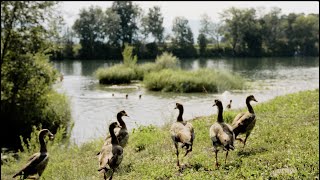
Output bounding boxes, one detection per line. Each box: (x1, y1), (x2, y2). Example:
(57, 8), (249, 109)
(97, 111), (129, 153)
(170, 103), (195, 167)
(232, 95), (258, 147)
(125, 94), (128, 99)
(98, 122), (124, 180)
(210, 99), (235, 167)
(13, 129), (54, 179)
(226, 100), (232, 109)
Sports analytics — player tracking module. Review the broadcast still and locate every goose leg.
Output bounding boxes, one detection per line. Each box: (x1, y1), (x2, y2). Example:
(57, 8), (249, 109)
(184, 145), (192, 157)
(225, 151), (229, 165)
(175, 142), (180, 167)
(109, 171), (114, 180)
(214, 149), (219, 168)
(243, 132), (251, 147)
(235, 137), (244, 144)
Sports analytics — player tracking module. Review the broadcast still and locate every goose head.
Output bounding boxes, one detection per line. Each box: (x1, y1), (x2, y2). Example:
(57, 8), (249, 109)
(212, 99), (223, 109)
(39, 129), (54, 140)
(118, 110), (129, 117)
(109, 122), (122, 130)
(247, 95), (258, 102)
(174, 103), (183, 111)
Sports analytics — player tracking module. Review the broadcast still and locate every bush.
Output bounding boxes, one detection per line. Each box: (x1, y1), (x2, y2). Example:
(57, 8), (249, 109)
(154, 52), (180, 69)
(143, 68), (246, 93)
(95, 64), (136, 84)
(1, 53), (72, 150)
(96, 52), (180, 84)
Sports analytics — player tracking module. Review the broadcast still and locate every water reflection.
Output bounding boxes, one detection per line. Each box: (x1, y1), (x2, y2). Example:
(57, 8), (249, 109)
(51, 57), (319, 145)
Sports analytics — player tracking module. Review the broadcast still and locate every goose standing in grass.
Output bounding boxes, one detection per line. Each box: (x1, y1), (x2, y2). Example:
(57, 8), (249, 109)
(232, 95), (258, 147)
(13, 129), (54, 179)
(99, 111), (129, 151)
(98, 122), (124, 180)
(226, 100), (232, 109)
(210, 99), (235, 168)
(170, 103), (195, 167)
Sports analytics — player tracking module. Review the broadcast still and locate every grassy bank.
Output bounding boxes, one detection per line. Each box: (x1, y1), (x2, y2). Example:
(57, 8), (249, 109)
(2, 89), (319, 179)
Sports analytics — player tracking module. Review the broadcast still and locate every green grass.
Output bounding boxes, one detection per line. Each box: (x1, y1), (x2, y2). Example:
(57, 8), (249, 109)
(95, 64), (136, 84)
(2, 89), (318, 179)
(143, 68), (246, 93)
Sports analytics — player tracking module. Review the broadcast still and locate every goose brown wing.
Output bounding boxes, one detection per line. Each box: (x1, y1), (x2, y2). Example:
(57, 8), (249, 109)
(232, 112), (245, 125)
(13, 152), (48, 178)
(98, 145), (113, 169)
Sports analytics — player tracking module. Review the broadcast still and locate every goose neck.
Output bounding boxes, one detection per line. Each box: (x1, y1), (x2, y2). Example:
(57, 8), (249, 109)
(117, 114), (126, 128)
(39, 135), (47, 153)
(217, 105), (224, 123)
(109, 126), (119, 145)
(177, 108), (183, 122)
(246, 99), (254, 113)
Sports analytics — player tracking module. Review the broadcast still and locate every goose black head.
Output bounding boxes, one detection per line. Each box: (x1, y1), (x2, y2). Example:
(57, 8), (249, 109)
(174, 103), (183, 110)
(212, 99), (223, 108)
(39, 129), (54, 140)
(247, 95), (258, 102)
(109, 122), (121, 130)
(119, 110), (129, 117)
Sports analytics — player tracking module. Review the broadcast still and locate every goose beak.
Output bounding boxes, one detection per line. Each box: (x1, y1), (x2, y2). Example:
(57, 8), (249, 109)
(49, 134), (54, 140)
(212, 104), (216, 107)
(174, 107), (177, 109)
(124, 113), (129, 117)
(253, 98), (258, 102)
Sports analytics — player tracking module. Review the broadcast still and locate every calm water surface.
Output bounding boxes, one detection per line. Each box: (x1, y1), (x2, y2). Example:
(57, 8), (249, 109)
(52, 57), (319, 145)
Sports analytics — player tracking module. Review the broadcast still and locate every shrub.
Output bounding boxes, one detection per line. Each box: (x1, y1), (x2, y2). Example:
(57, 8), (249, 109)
(122, 43), (138, 67)
(143, 68), (246, 93)
(155, 52), (180, 69)
(95, 64), (136, 84)
(1, 53), (72, 150)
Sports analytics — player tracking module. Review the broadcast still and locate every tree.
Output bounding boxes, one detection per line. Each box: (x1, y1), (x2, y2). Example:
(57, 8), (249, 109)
(171, 16), (196, 57)
(1, 1), (72, 150)
(111, 1), (141, 48)
(62, 27), (75, 59)
(292, 14), (319, 56)
(104, 8), (121, 47)
(197, 33), (207, 56)
(260, 7), (283, 55)
(142, 6), (164, 43)
(220, 7), (262, 56)
(72, 6), (105, 59)
(199, 14), (223, 48)
(172, 17), (196, 57)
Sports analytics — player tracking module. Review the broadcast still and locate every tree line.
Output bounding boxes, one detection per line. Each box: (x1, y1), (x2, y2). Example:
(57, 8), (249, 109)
(52, 2), (319, 60)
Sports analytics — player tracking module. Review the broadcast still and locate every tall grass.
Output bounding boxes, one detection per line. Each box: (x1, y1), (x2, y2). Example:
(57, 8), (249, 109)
(95, 64), (136, 84)
(144, 68), (246, 93)
(2, 89), (318, 179)
(95, 52), (180, 84)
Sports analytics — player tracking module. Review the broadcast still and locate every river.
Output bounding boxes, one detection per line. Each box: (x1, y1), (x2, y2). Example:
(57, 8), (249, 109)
(52, 57), (319, 145)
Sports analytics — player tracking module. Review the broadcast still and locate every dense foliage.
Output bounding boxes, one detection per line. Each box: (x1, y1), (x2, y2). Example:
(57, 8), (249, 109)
(55, 2), (318, 60)
(1, 1), (72, 150)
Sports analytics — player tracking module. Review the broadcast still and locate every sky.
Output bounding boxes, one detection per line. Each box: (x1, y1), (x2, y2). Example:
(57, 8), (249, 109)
(57, 1), (319, 39)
